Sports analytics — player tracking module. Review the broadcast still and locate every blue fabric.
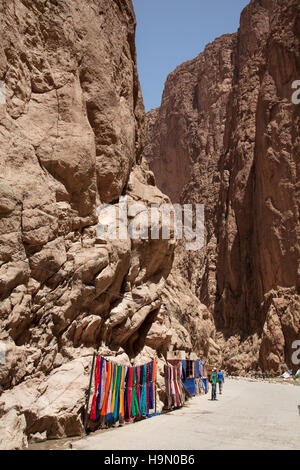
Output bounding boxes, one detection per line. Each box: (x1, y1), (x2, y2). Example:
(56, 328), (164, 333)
(112, 365), (122, 424)
(201, 377), (208, 394)
(195, 360), (200, 378)
(140, 364), (147, 416)
(181, 360), (187, 380)
(217, 372), (224, 382)
(183, 378), (196, 396)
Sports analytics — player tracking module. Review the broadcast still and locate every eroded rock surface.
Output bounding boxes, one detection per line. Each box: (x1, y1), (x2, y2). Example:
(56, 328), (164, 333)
(145, 0), (300, 375)
(0, 0), (215, 448)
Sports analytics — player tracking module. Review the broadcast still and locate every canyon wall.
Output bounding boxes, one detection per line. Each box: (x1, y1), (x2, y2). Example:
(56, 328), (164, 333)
(145, 0), (300, 375)
(0, 0), (215, 449)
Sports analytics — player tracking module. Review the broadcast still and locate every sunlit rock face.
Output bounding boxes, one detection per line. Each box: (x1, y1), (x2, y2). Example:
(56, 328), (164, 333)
(0, 0), (216, 448)
(145, 0), (300, 376)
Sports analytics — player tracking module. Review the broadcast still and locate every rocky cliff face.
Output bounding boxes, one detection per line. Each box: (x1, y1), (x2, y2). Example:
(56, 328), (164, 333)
(0, 0), (215, 449)
(144, 33), (236, 313)
(145, 0), (300, 375)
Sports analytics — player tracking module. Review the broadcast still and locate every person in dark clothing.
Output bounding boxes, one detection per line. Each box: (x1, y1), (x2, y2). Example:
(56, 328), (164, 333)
(211, 368), (217, 400)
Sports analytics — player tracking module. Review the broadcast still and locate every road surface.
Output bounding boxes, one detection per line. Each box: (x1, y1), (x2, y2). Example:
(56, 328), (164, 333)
(72, 379), (300, 450)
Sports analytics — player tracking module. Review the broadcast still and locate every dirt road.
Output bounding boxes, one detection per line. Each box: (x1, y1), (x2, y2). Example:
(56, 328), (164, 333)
(72, 379), (300, 450)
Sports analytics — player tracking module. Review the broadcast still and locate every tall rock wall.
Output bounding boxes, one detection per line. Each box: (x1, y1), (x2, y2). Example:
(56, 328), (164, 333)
(145, 33), (237, 312)
(145, 0), (300, 375)
(0, 0), (215, 449)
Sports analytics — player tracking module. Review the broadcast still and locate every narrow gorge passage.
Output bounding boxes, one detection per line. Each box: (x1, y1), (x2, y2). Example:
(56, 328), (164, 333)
(0, 0), (299, 451)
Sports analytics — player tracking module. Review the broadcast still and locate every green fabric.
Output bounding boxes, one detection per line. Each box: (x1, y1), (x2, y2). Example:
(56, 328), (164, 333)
(131, 367), (140, 417)
(112, 365), (122, 423)
(211, 372), (217, 385)
(110, 364), (118, 419)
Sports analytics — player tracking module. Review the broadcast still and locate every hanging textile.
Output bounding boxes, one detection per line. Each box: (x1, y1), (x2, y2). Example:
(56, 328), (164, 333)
(89, 356), (157, 425)
(175, 364), (185, 406)
(90, 355), (101, 421)
(100, 361), (112, 420)
(125, 367), (133, 422)
(164, 365), (171, 409)
(140, 364), (148, 416)
(173, 365), (180, 406)
(131, 367), (140, 417)
(124, 367), (129, 421)
(148, 362), (154, 410)
(106, 362), (116, 422)
(146, 363), (150, 412)
(199, 360), (204, 378)
(181, 360), (187, 381)
(170, 365), (176, 405)
(185, 360), (192, 378)
(88, 354), (211, 428)
(195, 378), (203, 395)
(110, 364), (118, 421)
(119, 366), (127, 421)
(95, 356), (105, 420)
(183, 378), (196, 396)
(136, 366), (141, 414)
(97, 357), (107, 419)
(201, 377), (208, 394)
(152, 360), (157, 390)
(112, 365), (122, 424)
(195, 360), (200, 378)
(164, 362), (185, 409)
(151, 360), (157, 412)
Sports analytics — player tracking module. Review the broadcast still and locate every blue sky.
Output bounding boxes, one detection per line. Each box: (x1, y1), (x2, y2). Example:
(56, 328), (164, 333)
(132, 0), (250, 111)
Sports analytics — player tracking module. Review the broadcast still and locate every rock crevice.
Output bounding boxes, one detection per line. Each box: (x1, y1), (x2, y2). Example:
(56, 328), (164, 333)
(0, 0), (215, 449)
(145, 0), (300, 376)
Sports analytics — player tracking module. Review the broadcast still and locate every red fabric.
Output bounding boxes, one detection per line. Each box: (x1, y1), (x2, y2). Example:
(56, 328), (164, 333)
(90, 355), (101, 421)
(175, 365), (181, 406)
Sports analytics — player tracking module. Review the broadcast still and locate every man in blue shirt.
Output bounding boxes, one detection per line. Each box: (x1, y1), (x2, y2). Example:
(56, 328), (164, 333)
(217, 370), (224, 394)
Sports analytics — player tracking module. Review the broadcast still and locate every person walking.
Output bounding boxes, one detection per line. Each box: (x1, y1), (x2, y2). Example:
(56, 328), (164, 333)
(211, 368), (217, 401)
(217, 369), (224, 394)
